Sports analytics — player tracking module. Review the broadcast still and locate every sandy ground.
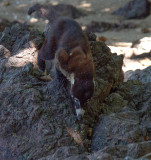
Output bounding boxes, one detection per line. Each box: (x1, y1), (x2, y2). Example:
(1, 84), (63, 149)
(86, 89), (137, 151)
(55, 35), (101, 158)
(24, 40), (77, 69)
(0, 0), (151, 72)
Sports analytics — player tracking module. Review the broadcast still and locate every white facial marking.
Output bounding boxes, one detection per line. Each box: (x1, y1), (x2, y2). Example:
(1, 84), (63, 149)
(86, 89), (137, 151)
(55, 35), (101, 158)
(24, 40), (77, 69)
(70, 73), (75, 87)
(76, 108), (85, 117)
(93, 80), (96, 86)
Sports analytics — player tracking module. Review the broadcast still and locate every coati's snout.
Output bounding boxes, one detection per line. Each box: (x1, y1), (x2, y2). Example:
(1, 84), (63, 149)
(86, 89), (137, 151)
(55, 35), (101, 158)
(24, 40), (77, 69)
(72, 78), (94, 120)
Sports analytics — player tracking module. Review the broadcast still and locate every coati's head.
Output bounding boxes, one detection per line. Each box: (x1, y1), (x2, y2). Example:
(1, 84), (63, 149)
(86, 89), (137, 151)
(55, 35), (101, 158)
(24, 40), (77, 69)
(57, 46), (95, 120)
(72, 75), (94, 106)
(71, 76), (94, 120)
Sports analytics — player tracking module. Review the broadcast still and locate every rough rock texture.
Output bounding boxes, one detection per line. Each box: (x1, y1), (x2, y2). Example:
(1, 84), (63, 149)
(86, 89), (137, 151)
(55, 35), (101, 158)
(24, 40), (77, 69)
(89, 141), (151, 160)
(113, 0), (150, 19)
(0, 19), (30, 33)
(91, 77), (151, 159)
(0, 19), (11, 32)
(124, 66), (151, 84)
(1, 22), (151, 160)
(85, 21), (136, 33)
(0, 24), (124, 159)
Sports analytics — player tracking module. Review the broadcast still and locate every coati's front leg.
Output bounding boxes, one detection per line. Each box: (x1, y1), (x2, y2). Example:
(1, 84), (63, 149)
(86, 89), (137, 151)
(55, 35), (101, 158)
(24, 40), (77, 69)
(56, 69), (83, 120)
(37, 35), (56, 74)
(37, 55), (45, 72)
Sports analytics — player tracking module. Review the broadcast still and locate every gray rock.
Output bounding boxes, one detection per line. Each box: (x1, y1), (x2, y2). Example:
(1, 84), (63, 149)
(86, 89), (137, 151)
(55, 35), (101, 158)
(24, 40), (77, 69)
(91, 111), (146, 151)
(113, 0), (150, 19)
(85, 21), (137, 33)
(0, 20), (150, 160)
(0, 24), (124, 159)
(125, 66), (151, 84)
(91, 78), (151, 159)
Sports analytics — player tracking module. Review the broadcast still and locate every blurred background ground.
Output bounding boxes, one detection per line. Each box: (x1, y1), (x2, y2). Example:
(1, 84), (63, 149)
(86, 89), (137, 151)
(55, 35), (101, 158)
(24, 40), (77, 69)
(0, 0), (151, 73)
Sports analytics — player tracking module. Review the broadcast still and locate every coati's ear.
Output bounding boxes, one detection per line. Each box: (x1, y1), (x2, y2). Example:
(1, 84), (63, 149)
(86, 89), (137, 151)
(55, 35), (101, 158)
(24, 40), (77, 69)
(57, 48), (69, 65)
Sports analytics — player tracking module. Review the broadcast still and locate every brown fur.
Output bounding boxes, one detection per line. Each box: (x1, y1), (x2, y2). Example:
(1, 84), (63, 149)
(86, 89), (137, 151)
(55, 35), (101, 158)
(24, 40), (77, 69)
(28, 4), (95, 108)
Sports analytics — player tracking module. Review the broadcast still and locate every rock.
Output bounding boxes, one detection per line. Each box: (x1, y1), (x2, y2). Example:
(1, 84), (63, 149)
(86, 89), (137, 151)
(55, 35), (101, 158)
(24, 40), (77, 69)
(84, 31), (97, 41)
(88, 152), (113, 160)
(91, 111), (146, 151)
(125, 66), (151, 84)
(102, 92), (127, 113)
(89, 141), (151, 159)
(0, 18), (151, 160)
(0, 22), (43, 53)
(117, 80), (145, 108)
(0, 19), (11, 32)
(0, 23), (124, 159)
(85, 21), (136, 33)
(131, 37), (151, 58)
(113, 0), (150, 19)
(91, 76), (151, 158)
(39, 152), (89, 160)
(89, 40), (124, 90)
(0, 45), (11, 58)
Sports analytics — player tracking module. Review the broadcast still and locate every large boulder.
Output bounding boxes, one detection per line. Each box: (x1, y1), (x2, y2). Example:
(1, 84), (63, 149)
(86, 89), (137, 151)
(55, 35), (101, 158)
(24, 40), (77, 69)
(91, 78), (151, 159)
(0, 23), (124, 159)
(113, 0), (150, 19)
(1, 20), (151, 160)
(125, 66), (151, 84)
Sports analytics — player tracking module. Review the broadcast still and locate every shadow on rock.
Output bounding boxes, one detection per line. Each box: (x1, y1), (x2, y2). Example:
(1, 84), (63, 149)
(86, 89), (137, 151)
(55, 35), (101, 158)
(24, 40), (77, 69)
(4, 22), (151, 160)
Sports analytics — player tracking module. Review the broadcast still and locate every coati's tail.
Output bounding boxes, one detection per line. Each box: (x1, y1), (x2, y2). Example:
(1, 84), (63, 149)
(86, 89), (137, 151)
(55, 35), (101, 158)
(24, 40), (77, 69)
(28, 4), (60, 22)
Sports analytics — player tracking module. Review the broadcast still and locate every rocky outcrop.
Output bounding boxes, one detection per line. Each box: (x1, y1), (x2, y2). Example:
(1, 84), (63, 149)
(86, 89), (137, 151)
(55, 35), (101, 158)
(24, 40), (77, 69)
(113, 0), (150, 19)
(0, 23), (124, 159)
(125, 66), (151, 84)
(85, 21), (137, 33)
(1, 22), (151, 160)
(91, 77), (151, 159)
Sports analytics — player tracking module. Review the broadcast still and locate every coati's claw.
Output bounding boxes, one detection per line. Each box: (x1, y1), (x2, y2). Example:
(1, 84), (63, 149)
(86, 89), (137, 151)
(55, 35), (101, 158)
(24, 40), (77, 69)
(76, 108), (85, 121)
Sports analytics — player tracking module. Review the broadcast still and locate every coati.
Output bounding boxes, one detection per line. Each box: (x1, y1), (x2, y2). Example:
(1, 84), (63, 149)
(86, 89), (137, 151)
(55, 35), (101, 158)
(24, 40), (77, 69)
(28, 4), (95, 120)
